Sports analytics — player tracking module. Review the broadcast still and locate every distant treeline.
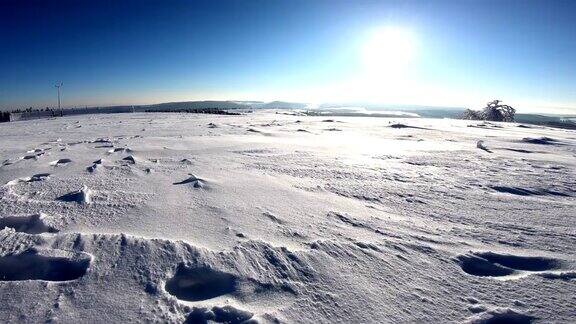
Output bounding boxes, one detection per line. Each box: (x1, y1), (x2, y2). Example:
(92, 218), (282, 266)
(0, 101), (249, 123)
(144, 108), (241, 115)
(1, 107), (63, 122)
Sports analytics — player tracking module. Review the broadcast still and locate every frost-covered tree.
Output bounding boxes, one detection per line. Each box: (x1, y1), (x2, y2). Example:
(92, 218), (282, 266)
(461, 109), (483, 120)
(482, 100), (515, 122)
(460, 100), (515, 122)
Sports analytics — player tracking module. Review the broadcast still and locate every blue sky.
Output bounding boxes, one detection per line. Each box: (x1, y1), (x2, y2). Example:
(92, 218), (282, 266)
(1, 0), (575, 113)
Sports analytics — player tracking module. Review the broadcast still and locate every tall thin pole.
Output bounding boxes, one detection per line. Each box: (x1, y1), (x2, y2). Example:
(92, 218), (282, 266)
(55, 82), (63, 110)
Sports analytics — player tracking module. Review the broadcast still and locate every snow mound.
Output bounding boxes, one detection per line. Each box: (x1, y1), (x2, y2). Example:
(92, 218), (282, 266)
(476, 140), (491, 152)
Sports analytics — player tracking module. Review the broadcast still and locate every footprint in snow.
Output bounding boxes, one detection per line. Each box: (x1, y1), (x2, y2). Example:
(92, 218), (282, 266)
(0, 214), (58, 234)
(23, 152), (46, 160)
(57, 186), (92, 204)
(489, 185), (570, 197)
(5, 173), (50, 186)
(86, 159), (105, 172)
(185, 305), (254, 324)
(0, 249), (90, 282)
(465, 307), (534, 324)
(165, 264), (238, 302)
(26, 148), (47, 154)
(49, 158), (72, 166)
(455, 251), (574, 280)
(122, 155), (137, 164)
(107, 147), (131, 154)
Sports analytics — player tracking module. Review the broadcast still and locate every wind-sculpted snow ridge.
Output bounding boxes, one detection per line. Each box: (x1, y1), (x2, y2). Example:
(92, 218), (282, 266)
(0, 112), (575, 322)
(173, 174), (207, 188)
(262, 211), (285, 224)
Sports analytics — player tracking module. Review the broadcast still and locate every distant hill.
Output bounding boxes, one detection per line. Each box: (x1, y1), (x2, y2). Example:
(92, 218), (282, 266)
(251, 101), (308, 109)
(145, 100), (249, 111)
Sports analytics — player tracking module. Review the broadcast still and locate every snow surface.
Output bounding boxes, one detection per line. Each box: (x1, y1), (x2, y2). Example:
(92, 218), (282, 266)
(0, 111), (575, 323)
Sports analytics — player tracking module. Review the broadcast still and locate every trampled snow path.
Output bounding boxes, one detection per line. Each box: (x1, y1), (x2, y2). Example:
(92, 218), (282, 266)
(0, 111), (574, 323)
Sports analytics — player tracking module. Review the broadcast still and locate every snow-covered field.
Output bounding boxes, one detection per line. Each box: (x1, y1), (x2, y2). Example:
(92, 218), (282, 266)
(0, 111), (574, 323)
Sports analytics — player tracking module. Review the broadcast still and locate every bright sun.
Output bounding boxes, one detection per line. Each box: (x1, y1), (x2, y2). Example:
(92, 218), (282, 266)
(361, 27), (416, 76)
